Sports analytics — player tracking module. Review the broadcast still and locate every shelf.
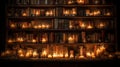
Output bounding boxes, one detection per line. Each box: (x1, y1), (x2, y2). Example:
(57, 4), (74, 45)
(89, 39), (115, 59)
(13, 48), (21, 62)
(8, 29), (115, 32)
(7, 5), (114, 8)
(7, 16), (114, 19)
(7, 42), (114, 46)
(8, 17), (55, 19)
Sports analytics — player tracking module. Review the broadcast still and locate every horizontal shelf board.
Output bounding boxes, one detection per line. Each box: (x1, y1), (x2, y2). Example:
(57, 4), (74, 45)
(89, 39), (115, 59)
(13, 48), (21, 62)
(7, 42), (115, 45)
(7, 5), (114, 8)
(0, 57), (115, 61)
(7, 16), (114, 19)
(8, 29), (115, 32)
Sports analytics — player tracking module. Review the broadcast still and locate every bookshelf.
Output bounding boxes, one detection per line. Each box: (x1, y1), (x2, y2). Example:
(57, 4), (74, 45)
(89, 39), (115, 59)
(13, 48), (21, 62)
(1, 0), (117, 60)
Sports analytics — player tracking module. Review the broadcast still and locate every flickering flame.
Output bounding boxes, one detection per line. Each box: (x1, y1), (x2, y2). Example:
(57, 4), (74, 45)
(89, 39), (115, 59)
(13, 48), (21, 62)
(42, 38), (47, 43)
(33, 50), (38, 58)
(10, 24), (16, 28)
(68, 36), (74, 43)
(48, 54), (52, 58)
(22, 13), (27, 16)
(87, 25), (93, 29)
(32, 39), (36, 43)
(77, 0), (84, 4)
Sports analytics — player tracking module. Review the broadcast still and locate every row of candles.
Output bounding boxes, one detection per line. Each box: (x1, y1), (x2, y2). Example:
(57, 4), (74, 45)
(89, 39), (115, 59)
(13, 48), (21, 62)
(1, 45), (106, 59)
(9, 20), (112, 29)
(8, 7), (112, 17)
(13, 0), (106, 5)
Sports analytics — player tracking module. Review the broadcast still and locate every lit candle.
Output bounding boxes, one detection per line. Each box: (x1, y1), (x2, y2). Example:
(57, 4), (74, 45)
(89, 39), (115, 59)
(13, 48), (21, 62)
(33, 50), (39, 58)
(48, 54), (52, 58)
(99, 23), (104, 28)
(19, 53), (24, 58)
(38, 25), (42, 29)
(46, 11), (49, 16)
(42, 24), (46, 29)
(79, 46), (84, 58)
(25, 52), (30, 58)
(72, 8), (77, 16)
(68, 36), (74, 43)
(64, 10), (69, 16)
(80, 23), (86, 29)
(53, 53), (57, 58)
(77, 0), (84, 4)
(70, 50), (74, 58)
(8, 39), (13, 43)
(10, 23), (16, 28)
(87, 23), (93, 29)
(42, 38), (47, 43)
(41, 49), (47, 57)
(68, 0), (73, 4)
(46, 24), (50, 29)
(86, 52), (91, 57)
(17, 37), (24, 42)
(49, 10), (53, 16)
(32, 39), (37, 43)
(65, 53), (68, 58)
(35, 10), (40, 16)
(22, 12), (27, 16)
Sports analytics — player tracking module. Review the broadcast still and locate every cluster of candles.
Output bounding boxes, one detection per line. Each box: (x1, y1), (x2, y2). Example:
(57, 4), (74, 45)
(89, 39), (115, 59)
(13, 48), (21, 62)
(9, 21), (51, 29)
(69, 20), (106, 29)
(86, 9), (111, 16)
(67, 0), (85, 4)
(63, 8), (77, 16)
(1, 45), (107, 59)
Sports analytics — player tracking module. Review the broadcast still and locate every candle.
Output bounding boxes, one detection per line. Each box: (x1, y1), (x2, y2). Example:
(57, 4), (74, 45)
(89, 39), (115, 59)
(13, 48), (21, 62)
(70, 50), (74, 58)
(22, 12), (27, 16)
(72, 8), (77, 16)
(48, 54), (52, 58)
(77, 0), (84, 4)
(65, 53), (68, 58)
(19, 53), (24, 58)
(32, 39), (37, 43)
(35, 10), (40, 16)
(10, 23), (16, 28)
(8, 39), (13, 43)
(68, 36), (74, 43)
(79, 46), (84, 58)
(42, 24), (46, 29)
(33, 50), (39, 58)
(42, 38), (47, 43)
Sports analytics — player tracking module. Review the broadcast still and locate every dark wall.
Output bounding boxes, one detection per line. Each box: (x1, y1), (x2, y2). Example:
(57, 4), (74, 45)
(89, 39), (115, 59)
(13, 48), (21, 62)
(0, 0), (6, 53)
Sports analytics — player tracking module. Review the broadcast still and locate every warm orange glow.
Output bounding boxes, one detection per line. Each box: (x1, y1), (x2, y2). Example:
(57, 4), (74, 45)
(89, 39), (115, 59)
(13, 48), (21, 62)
(32, 39), (37, 43)
(48, 54), (52, 58)
(17, 37), (24, 42)
(46, 11), (49, 16)
(77, 0), (85, 4)
(42, 24), (46, 29)
(42, 38), (47, 43)
(68, 36), (74, 43)
(22, 13), (27, 16)
(87, 24), (93, 29)
(19, 53), (24, 57)
(64, 10), (69, 16)
(8, 39), (13, 43)
(80, 23), (86, 29)
(72, 8), (77, 16)
(65, 53), (68, 58)
(70, 50), (74, 58)
(33, 50), (38, 58)
(35, 10), (40, 16)
(10, 23), (16, 28)
(38, 25), (42, 29)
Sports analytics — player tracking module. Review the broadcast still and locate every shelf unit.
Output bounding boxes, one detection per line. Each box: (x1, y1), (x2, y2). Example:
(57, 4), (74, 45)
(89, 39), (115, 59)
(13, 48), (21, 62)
(1, 0), (117, 60)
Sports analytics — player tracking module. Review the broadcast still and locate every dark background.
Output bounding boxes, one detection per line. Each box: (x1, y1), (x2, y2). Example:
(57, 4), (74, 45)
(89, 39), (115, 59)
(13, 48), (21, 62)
(0, 0), (120, 67)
